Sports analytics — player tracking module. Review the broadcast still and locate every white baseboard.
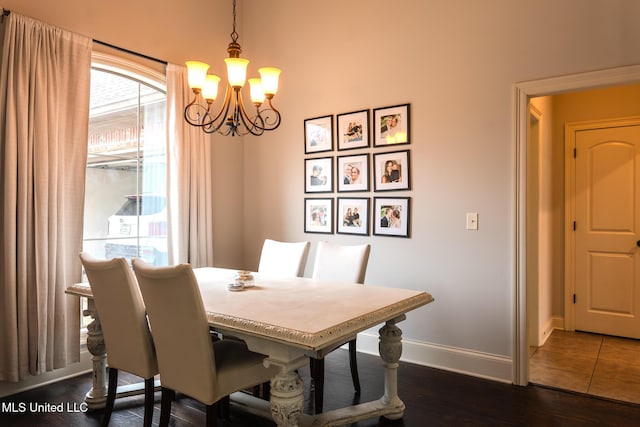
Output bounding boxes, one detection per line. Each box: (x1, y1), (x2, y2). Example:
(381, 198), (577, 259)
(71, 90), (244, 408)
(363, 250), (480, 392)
(356, 332), (513, 384)
(538, 316), (564, 346)
(538, 317), (555, 346)
(0, 348), (92, 399)
(552, 315), (564, 331)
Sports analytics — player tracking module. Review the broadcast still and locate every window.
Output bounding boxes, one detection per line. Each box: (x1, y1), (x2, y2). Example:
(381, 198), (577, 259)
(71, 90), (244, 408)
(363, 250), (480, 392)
(79, 57), (166, 332)
(81, 60), (167, 267)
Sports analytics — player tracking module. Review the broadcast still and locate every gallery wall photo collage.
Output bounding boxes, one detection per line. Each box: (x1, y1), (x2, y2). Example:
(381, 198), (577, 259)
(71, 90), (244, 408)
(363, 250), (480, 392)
(303, 103), (412, 238)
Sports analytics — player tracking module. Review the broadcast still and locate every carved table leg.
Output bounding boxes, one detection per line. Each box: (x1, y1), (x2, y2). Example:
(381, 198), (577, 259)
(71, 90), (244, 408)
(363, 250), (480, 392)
(266, 357), (306, 427)
(378, 315), (406, 420)
(83, 299), (108, 410)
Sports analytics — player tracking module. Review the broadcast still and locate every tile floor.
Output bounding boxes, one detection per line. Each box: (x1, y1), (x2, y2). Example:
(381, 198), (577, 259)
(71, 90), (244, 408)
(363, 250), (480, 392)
(529, 329), (640, 404)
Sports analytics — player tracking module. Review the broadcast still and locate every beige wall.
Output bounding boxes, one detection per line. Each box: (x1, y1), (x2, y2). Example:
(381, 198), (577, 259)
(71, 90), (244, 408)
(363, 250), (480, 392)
(3, 0), (640, 382)
(1, 0), (232, 66)
(240, 0), (640, 363)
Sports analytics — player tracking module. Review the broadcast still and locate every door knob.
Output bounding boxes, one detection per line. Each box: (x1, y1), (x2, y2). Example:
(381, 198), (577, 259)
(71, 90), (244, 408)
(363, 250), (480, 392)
(637, 240), (640, 247)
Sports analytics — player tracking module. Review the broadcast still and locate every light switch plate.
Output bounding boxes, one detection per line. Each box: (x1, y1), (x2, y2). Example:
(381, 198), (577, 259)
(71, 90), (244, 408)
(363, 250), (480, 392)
(466, 212), (478, 230)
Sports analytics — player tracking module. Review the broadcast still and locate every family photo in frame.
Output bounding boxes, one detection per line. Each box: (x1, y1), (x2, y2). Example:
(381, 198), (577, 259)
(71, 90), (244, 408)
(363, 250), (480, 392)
(305, 157), (333, 193)
(304, 198), (333, 234)
(337, 109), (369, 150)
(373, 150), (410, 191)
(304, 115), (333, 154)
(337, 197), (369, 236)
(373, 104), (410, 146)
(337, 153), (369, 192)
(373, 197), (410, 237)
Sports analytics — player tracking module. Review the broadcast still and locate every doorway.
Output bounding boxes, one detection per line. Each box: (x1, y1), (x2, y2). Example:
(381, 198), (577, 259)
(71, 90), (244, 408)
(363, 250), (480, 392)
(527, 116), (640, 403)
(514, 64), (640, 387)
(569, 119), (640, 339)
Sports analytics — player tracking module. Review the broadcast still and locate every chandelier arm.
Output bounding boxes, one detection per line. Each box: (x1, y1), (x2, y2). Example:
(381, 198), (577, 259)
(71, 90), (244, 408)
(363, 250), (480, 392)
(201, 84), (234, 134)
(261, 97), (282, 130)
(184, 92), (214, 127)
(227, 89), (243, 136)
(215, 88), (246, 136)
(235, 92), (266, 136)
(242, 97), (282, 133)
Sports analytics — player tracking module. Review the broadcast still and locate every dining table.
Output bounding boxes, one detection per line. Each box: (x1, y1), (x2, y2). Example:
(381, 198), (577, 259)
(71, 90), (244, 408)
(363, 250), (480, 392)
(66, 267), (434, 427)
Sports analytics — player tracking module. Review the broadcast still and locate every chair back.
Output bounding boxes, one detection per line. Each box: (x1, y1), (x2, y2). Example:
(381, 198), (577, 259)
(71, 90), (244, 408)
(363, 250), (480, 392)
(311, 241), (371, 284)
(79, 253), (158, 379)
(258, 239), (311, 277)
(132, 258), (217, 404)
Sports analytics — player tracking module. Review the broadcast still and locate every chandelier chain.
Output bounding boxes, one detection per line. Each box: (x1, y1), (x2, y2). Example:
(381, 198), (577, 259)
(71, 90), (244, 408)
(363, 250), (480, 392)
(230, 0), (238, 43)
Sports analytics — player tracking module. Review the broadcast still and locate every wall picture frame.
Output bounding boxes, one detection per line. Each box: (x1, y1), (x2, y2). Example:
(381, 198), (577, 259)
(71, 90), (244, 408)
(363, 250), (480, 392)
(337, 197), (370, 236)
(337, 109), (370, 150)
(304, 198), (333, 234)
(305, 156), (333, 193)
(373, 104), (410, 147)
(373, 197), (410, 238)
(337, 153), (369, 192)
(373, 150), (410, 192)
(304, 115), (333, 154)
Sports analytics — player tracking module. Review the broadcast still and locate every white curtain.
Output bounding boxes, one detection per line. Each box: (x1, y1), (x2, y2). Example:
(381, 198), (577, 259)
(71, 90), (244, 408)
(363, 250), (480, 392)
(0, 13), (91, 381)
(165, 64), (215, 267)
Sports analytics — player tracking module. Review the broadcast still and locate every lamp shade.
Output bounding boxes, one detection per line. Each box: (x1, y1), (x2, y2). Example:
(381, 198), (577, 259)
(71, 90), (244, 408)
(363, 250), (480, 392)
(185, 61), (210, 90)
(248, 78), (265, 104)
(258, 67), (281, 96)
(202, 74), (221, 101)
(225, 57), (249, 88)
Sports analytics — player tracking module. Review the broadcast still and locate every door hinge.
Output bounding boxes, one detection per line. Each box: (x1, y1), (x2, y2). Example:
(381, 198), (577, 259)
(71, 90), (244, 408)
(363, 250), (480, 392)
(573, 147), (577, 158)
(573, 293), (576, 304)
(573, 221), (576, 231)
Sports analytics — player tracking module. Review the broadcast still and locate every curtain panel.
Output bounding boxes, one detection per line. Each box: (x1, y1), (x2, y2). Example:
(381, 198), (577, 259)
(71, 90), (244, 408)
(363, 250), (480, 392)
(0, 12), (91, 381)
(166, 64), (215, 267)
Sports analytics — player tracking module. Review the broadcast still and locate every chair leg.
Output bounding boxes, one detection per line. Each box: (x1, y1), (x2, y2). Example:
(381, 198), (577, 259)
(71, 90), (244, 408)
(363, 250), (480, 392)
(143, 377), (155, 427)
(205, 402), (218, 427)
(261, 380), (271, 400)
(102, 367), (118, 427)
(218, 396), (230, 420)
(308, 360), (315, 391)
(311, 357), (325, 414)
(348, 339), (361, 394)
(159, 387), (175, 427)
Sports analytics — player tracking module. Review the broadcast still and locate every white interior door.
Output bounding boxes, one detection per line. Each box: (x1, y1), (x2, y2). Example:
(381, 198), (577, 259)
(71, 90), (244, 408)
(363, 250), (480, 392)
(574, 123), (640, 338)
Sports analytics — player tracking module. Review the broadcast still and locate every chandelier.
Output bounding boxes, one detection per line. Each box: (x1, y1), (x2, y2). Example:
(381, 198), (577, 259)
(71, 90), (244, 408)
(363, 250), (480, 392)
(184, 0), (281, 136)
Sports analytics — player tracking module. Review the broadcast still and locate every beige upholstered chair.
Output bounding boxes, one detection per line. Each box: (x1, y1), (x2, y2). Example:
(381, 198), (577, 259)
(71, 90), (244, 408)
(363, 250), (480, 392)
(310, 241), (371, 413)
(79, 253), (158, 427)
(257, 238), (311, 277)
(131, 258), (279, 427)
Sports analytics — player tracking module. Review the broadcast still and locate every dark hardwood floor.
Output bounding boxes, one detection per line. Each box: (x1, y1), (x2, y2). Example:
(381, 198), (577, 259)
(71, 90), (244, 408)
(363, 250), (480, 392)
(2, 349), (640, 426)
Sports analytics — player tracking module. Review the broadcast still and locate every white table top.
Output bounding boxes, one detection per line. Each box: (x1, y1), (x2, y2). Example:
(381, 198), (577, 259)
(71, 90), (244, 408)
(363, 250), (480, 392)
(193, 268), (433, 352)
(67, 267), (433, 353)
